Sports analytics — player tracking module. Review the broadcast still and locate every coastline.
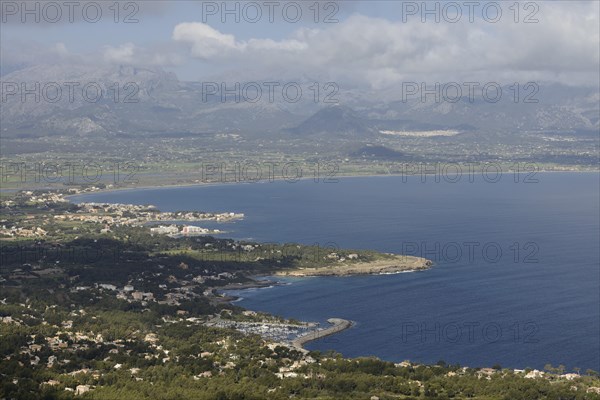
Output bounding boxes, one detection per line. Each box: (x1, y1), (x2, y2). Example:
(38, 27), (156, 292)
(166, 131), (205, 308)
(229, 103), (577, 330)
(214, 280), (354, 351)
(291, 318), (353, 350)
(274, 255), (433, 277)
(3, 174), (596, 372)
(210, 279), (284, 303)
(32, 172), (596, 369)
(55, 173), (435, 352)
(42, 169), (600, 201)
(214, 259), (430, 352)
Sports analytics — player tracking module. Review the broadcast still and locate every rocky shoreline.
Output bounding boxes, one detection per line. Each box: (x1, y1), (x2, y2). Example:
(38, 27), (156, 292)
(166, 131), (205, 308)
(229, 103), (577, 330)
(274, 255), (433, 277)
(212, 256), (432, 349)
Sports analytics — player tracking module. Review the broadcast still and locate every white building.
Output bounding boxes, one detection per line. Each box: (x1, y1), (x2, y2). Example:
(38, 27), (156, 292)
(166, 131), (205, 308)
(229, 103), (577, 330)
(150, 225), (179, 235)
(182, 225), (209, 235)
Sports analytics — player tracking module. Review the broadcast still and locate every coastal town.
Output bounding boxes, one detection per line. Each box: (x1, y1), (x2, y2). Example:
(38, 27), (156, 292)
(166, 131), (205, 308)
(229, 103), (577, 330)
(1, 188), (599, 398)
(2, 1), (598, 397)
(0, 189), (243, 239)
(3, 298), (597, 397)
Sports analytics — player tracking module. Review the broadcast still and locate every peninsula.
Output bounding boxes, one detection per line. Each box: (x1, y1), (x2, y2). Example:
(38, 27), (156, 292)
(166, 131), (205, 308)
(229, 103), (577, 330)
(2, 189), (599, 399)
(275, 254), (432, 277)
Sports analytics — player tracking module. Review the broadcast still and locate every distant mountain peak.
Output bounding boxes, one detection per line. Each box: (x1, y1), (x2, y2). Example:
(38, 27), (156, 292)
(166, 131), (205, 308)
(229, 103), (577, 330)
(287, 105), (373, 136)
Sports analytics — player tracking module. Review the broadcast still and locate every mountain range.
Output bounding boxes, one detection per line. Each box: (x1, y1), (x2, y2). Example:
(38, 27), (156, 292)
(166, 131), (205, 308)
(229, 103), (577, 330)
(1, 64), (599, 139)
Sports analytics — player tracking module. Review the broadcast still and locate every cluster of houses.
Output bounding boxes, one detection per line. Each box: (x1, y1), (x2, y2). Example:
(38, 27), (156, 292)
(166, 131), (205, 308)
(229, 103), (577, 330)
(0, 225), (47, 238)
(206, 316), (313, 344)
(1, 191), (68, 207)
(76, 202), (243, 226)
(1, 190), (243, 238)
(150, 224), (222, 237)
(78, 271), (237, 307)
(3, 309), (168, 397)
(327, 252), (359, 262)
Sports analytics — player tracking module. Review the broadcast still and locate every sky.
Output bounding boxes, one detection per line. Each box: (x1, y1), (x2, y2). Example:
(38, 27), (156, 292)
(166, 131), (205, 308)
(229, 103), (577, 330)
(1, 0), (599, 88)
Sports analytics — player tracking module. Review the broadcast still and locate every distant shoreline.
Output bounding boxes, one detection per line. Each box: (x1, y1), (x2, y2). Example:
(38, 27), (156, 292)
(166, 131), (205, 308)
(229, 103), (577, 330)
(8, 169), (596, 199)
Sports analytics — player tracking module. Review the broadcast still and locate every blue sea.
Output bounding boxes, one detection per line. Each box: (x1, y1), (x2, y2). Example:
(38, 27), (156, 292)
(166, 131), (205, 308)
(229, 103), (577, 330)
(70, 172), (600, 371)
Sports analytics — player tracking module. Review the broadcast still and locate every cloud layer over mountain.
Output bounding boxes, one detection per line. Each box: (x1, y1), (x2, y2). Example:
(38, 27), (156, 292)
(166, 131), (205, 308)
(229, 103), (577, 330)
(2, 1), (598, 88)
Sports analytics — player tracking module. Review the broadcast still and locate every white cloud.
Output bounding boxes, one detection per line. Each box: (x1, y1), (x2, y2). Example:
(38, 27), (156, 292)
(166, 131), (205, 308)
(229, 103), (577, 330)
(3, 1), (597, 87)
(172, 22), (307, 59)
(101, 42), (185, 67)
(172, 22), (238, 58)
(103, 43), (136, 64)
(172, 2), (600, 88)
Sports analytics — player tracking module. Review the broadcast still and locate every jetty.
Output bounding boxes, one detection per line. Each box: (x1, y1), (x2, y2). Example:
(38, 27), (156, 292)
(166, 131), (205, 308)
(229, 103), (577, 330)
(291, 318), (352, 349)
